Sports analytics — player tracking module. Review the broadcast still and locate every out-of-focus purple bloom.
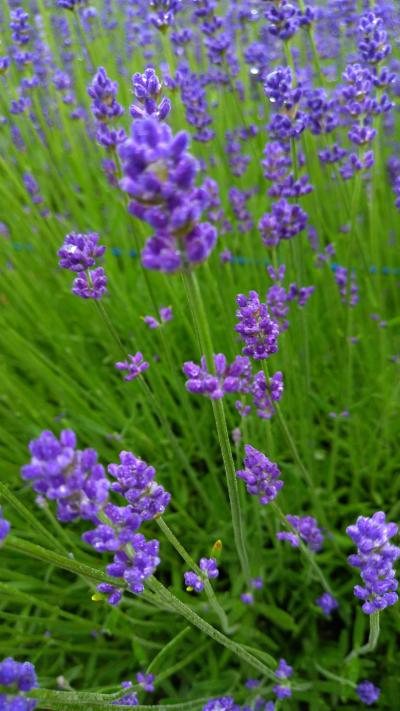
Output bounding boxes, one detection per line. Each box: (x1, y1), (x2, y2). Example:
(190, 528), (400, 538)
(183, 354), (252, 400)
(144, 306), (173, 329)
(347, 511), (400, 614)
(108, 450), (170, 521)
(87, 67), (124, 123)
(251, 577), (263, 589)
(262, 141), (291, 181)
(21, 430), (109, 523)
(243, 370), (284, 420)
(10, 8), (30, 45)
(264, 67), (302, 109)
(112, 681), (138, 706)
(264, 1), (301, 41)
(58, 232), (105, 272)
(0, 657), (38, 711)
(316, 592), (339, 616)
(356, 680), (381, 705)
(203, 697), (240, 711)
(277, 515), (324, 552)
(0, 56), (10, 74)
(334, 266), (359, 306)
(235, 291), (280, 360)
(136, 672), (155, 692)
(0, 507), (10, 543)
(115, 353), (149, 381)
(97, 583), (123, 606)
(236, 445), (283, 505)
(149, 0), (181, 30)
(358, 13), (391, 65)
(72, 267), (107, 300)
(272, 658), (293, 701)
(259, 199), (308, 248)
(131, 68), (171, 121)
(241, 592), (254, 605)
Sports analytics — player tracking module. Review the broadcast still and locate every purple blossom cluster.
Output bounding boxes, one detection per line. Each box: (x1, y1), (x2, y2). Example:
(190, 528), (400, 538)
(21, 430), (109, 523)
(235, 291), (279, 360)
(144, 306), (173, 329)
(21, 430), (168, 602)
(356, 680), (381, 705)
(347, 511), (400, 614)
(184, 557), (219, 593)
(130, 68), (171, 121)
(272, 658), (293, 701)
(236, 445), (283, 505)
(0, 657), (38, 711)
(266, 264), (314, 331)
(119, 118), (217, 272)
(334, 266), (359, 307)
(115, 352), (150, 381)
(315, 592), (339, 616)
(183, 354), (252, 400)
(277, 514), (324, 552)
(58, 232), (107, 300)
(87, 67), (126, 150)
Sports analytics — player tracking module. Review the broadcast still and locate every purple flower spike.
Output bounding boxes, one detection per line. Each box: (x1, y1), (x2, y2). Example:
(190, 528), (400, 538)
(184, 557), (219, 593)
(183, 354), (251, 400)
(72, 267), (107, 300)
(356, 680), (381, 705)
(347, 511), (400, 614)
(87, 67), (124, 123)
(235, 291), (280, 360)
(0, 656), (38, 711)
(0, 507), (10, 543)
(272, 658), (293, 701)
(277, 515), (324, 552)
(115, 353), (149, 381)
(131, 67), (171, 121)
(316, 592), (339, 616)
(136, 672), (155, 692)
(108, 450), (171, 521)
(259, 199), (308, 248)
(58, 232), (105, 272)
(21, 430), (109, 523)
(236, 445), (283, 505)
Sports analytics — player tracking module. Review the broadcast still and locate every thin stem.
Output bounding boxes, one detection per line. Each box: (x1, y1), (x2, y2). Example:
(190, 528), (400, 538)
(315, 664), (356, 690)
(148, 577), (276, 680)
(346, 611), (380, 662)
(156, 517), (232, 633)
(183, 268), (251, 583)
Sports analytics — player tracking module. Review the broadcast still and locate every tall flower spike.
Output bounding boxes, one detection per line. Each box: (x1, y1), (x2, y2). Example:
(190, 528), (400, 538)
(346, 511), (400, 614)
(118, 118), (217, 272)
(21, 430), (109, 523)
(236, 445), (283, 505)
(131, 67), (171, 120)
(108, 450), (171, 521)
(235, 291), (280, 360)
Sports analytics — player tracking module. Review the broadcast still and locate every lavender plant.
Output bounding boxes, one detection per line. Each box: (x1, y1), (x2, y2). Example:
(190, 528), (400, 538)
(0, 0), (400, 708)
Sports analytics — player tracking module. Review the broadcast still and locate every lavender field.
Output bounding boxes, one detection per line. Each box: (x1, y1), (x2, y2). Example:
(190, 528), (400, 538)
(0, 0), (400, 709)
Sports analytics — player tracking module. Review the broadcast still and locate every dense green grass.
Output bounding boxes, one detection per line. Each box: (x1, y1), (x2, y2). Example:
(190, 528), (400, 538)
(1, 1), (400, 708)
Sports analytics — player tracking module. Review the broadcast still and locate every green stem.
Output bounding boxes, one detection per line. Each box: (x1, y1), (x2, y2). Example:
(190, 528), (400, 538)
(148, 577), (276, 679)
(156, 517), (232, 633)
(315, 664), (356, 689)
(183, 268), (251, 583)
(346, 611), (380, 662)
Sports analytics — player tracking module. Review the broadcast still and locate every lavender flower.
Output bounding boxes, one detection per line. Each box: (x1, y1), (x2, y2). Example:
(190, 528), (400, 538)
(356, 680), (381, 705)
(316, 592), (339, 616)
(131, 68), (171, 121)
(246, 370), (284, 420)
(0, 507), (10, 543)
(72, 267), (107, 300)
(259, 199), (308, 248)
(183, 354), (251, 400)
(334, 266), (359, 307)
(184, 557), (219, 592)
(21, 430), (109, 523)
(119, 118), (217, 272)
(346, 511), (400, 614)
(108, 450), (170, 521)
(0, 657), (38, 711)
(136, 672), (155, 692)
(91, 531), (160, 596)
(115, 353), (149, 381)
(358, 13), (391, 65)
(235, 291), (279, 360)
(240, 592), (254, 605)
(112, 681), (138, 706)
(144, 306), (173, 329)
(264, 67), (302, 110)
(87, 67), (124, 123)
(277, 515), (324, 552)
(58, 232), (105, 272)
(236, 445), (283, 505)
(10, 8), (30, 45)
(272, 658), (293, 700)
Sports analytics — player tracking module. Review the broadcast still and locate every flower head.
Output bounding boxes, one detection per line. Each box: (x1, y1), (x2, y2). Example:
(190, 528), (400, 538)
(316, 592), (339, 616)
(235, 291), (280, 360)
(58, 232), (105, 272)
(356, 680), (381, 705)
(0, 507), (10, 543)
(183, 354), (251, 400)
(347, 511), (400, 614)
(236, 445), (283, 505)
(0, 657), (38, 711)
(115, 353), (149, 381)
(277, 515), (324, 552)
